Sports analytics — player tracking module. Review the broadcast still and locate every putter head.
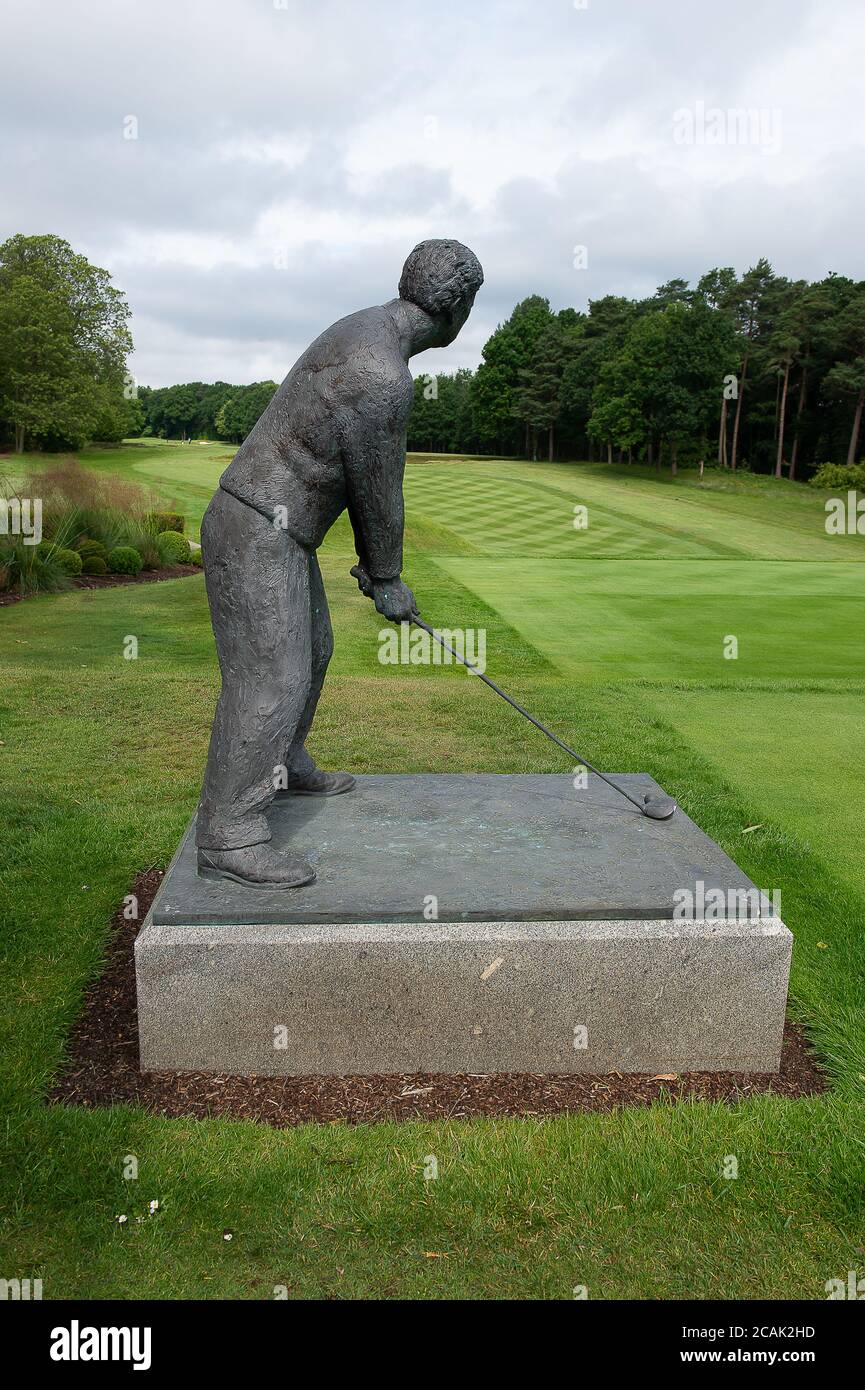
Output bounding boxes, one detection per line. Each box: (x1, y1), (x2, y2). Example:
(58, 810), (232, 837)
(642, 791), (676, 820)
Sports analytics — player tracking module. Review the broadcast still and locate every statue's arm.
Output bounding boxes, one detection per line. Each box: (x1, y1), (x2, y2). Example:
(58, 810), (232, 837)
(342, 425), (406, 582)
(343, 418), (418, 621)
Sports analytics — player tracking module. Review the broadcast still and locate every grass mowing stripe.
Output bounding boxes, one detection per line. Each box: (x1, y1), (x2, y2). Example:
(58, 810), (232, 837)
(407, 468), (745, 559)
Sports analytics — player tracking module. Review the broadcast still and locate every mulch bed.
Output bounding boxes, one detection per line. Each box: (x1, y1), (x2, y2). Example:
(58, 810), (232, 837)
(50, 869), (827, 1128)
(0, 563), (200, 608)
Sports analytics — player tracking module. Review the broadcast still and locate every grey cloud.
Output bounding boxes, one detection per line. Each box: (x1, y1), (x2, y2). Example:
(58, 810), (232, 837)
(3, 0), (861, 385)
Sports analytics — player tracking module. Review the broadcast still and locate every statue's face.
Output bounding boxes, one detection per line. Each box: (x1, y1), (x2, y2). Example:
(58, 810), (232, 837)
(436, 289), (477, 346)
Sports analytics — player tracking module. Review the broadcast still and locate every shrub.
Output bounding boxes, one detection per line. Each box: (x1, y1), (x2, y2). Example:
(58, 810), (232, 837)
(0, 535), (73, 595)
(190, 546), (204, 567)
(107, 545), (143, 575)
(148, 511), (185, 534)
(157, 529), (191, 564)
(0, 479), (77, 594)
(82, 555), (109, 576)
(76, 537), (109, 561)
(809, 461), (865, 490)
(55, 547), (84, 576)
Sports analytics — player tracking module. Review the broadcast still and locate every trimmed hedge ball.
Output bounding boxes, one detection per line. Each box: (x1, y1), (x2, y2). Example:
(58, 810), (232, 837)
(55, 548), (84, 576)
(158, 529), (191, 564)
(82, 555), (109, 576)
(108, 546), (144, 575)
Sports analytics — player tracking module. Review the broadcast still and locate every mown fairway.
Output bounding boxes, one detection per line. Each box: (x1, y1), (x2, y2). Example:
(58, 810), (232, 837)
(1, 441), (864, 1298)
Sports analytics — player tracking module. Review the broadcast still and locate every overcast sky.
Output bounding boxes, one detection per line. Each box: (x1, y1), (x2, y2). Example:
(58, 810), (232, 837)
(2, 0), (863, 386)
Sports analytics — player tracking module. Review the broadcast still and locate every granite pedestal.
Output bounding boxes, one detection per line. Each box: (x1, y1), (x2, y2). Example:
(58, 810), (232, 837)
(135, 774), (792, 1075)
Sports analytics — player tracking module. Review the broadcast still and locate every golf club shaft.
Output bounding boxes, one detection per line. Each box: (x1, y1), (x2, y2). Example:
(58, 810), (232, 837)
(412, 617), (646, 814)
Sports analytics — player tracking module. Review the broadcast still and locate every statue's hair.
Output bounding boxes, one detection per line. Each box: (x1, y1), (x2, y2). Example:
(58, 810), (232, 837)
(398, 239), (484, 317)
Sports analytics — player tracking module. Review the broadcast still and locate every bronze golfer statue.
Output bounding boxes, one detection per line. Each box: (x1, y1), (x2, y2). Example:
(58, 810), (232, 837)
(196, 239), (484, 888)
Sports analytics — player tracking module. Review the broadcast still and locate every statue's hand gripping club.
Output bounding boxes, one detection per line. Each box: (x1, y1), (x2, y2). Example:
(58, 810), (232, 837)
(351, 562), (419, 623)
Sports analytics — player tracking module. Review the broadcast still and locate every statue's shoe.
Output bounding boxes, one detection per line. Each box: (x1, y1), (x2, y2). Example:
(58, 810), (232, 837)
(275, 770), (356, 798)
(198, 843), (315, 889)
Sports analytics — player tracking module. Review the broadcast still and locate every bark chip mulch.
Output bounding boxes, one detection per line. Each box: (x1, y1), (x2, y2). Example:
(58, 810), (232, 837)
(50, 870), (827, 1128)
(0, 563), (200, 607)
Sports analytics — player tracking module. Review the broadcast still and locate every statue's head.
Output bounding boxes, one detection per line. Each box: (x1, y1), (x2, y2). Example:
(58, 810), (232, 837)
(398, 239), (483, 346)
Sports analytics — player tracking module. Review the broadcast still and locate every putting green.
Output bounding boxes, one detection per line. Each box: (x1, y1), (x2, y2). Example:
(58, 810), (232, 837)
(432, 557), (865, 682)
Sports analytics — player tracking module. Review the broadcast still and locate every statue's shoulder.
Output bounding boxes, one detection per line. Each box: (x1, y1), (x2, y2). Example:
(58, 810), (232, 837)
(322, 304), (405, 366)
(279, 306), (411, 428)
(322, 306), (412, 406)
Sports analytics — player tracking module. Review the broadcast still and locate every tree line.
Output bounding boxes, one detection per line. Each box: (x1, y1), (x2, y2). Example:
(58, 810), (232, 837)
(3, 233), (863, 479)
(135, 380), (278, 444)
(409, 265), (865, 478)
(132, 261), (865, 478)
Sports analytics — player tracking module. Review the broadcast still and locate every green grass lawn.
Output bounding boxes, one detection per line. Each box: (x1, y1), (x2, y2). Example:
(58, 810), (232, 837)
(1, 444), (864, 1299)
